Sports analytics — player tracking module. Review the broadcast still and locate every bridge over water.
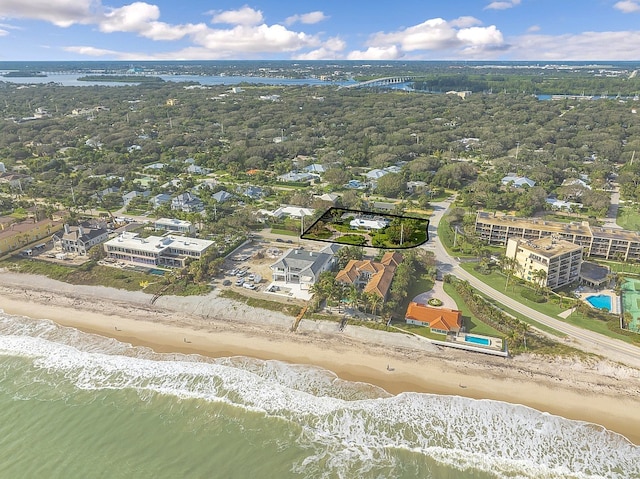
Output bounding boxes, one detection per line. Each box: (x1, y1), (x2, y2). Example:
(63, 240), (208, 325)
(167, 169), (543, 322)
(339, 76), (415, 89)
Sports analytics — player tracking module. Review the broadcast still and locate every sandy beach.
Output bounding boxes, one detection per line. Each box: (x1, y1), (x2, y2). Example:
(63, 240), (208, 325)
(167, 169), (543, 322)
(1, 270), (639, 445)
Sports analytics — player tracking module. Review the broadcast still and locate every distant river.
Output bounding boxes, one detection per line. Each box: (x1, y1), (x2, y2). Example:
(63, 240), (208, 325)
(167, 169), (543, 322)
(0, 311), (638, 479)
(0, 73), (355, 87)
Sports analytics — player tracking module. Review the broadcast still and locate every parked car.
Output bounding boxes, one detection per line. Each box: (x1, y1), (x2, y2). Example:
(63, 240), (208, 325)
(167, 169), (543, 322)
(235, 278), (244, 286)
(222, 279), (232, 286)
(243, 283), (256, 290)
(247, 274), (256, 281)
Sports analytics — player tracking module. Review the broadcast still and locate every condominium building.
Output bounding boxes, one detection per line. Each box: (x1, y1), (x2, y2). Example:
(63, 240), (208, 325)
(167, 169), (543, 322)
(475, 211), (640, 261)
(104, 232), (213, 268)
(505, 237), (582, 290)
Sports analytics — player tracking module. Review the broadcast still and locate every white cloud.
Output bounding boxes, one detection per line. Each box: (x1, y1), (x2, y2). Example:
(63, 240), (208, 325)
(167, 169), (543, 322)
(507, 31), (640, 60)
(485, 0), (521, 10)
(211, 6), (263, 26)
(192, 24), (319, 53)
(63, 45), (119, 56)
(292, 37), (345, 60)
(0, 0), (95, 27)
(347, 45), (402, 60)
(527, 25), (541, 32)
(363, 17), (505, 57)
(285, 11), (328, 26)
(614, 1), (640, 13)
(0, 29), (8, 37)
(450, 16), (483, 28)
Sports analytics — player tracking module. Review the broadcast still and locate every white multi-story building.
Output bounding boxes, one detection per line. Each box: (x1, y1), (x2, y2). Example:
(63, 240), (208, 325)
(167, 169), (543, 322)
(506, 237), (582, 290)
(154, 218), (196, 235)
(104, 232), (213, 268)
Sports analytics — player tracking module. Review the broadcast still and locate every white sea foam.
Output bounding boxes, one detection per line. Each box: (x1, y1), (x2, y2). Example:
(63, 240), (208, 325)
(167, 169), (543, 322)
(0, 311), (639, 479)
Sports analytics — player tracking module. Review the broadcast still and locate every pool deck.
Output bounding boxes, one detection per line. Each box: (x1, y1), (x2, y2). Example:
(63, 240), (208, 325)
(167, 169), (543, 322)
(578, 289), (620, 315)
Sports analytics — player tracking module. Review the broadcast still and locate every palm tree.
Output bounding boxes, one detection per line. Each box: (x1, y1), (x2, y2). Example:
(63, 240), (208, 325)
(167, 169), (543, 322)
(502, 255), (518, 290)
(519, 322), (531, 351)
(532, 269), (547, 293)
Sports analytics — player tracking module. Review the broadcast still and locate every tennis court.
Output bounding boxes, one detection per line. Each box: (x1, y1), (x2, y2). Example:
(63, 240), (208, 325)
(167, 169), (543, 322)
(621, 279), (640, 333)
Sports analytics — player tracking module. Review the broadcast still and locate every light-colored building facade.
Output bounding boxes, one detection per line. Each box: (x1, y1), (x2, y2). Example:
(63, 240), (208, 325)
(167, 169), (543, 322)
(475, 211), (640, 261)
(154, 218), (196, 235)
(270, 247), (336, 289)
(52, 223), (109, 255)
(505, 237), (582, 290)
(104, 232), (213, 268)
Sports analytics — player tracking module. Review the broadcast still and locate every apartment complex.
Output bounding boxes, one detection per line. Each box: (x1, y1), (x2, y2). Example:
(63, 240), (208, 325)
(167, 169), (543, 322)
(505, 237), (582, 290)
(475, 211), (640, 261)
(104, 232), (213, 268)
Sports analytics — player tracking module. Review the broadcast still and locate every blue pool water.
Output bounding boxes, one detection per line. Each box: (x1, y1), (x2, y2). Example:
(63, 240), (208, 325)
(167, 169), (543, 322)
(586, 294), (612, 311)
(464, 335), (490, 346)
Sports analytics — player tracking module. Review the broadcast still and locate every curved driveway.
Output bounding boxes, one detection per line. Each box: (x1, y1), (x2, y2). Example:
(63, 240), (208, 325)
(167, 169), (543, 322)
(425, 198), (640, 369)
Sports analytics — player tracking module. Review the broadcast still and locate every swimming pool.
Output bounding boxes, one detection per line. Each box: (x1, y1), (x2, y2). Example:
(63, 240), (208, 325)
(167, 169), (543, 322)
(464, 335), (491, 346)
(586, 294), (612, 311)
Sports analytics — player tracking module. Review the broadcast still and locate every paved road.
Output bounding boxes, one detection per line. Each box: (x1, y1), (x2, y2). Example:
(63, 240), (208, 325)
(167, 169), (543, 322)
(426, 198), (640, 369)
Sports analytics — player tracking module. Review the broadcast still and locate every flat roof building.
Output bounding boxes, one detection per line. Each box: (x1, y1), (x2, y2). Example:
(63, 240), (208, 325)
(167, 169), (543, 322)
(475, 211), (640, 261)
(104, 232), (213, 268)
(505, 237), (582, 290)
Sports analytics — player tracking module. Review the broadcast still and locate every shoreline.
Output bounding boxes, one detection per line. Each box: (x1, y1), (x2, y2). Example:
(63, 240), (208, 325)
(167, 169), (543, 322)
(1, 272), (639, 445)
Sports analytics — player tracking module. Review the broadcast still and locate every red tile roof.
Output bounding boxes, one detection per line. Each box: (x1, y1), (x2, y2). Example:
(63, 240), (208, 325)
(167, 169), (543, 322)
(405, 302), (462, 332)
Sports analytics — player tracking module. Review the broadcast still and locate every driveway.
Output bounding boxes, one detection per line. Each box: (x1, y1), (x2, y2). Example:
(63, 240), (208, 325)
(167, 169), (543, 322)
(412, 280), (457, 310)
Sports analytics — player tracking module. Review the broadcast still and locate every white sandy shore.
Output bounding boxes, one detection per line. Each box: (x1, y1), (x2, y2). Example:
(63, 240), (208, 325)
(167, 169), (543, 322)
(1, 270), (640, 445)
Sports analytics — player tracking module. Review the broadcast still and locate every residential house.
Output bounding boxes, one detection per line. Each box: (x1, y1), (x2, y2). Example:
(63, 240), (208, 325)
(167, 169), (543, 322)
(364, 169), (389, 180)
(277, 171), (318, 183)
(144, 162), (166, 171)
(186, 164), (211, 175)
(313, 193), (340, 205)
(149, 193), (172, 209)
(405, 302), (462, 335)
(238, 185), (265, 199)
(501, 175), (536, 188)
(52, 222), (109, 256)
(303, 164), (326, 174)
(0, 172), (33, 189)
(270, 248), (336, 289)
(122, 190), (150, 207)
(335, 252), (403, 300)
(211, 190), (234, 203)
(505, 236), (582, 290)
(0, 217), (64, 256)
(269, 206), (314, 219)
(154, 218), (196, 235)
(171, 192), (204, 213)
(104, 232), (214, 268)
(349, 216), (390, 230)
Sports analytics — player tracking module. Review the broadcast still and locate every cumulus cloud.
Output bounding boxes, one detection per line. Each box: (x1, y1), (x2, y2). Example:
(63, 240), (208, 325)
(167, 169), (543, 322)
(361, 17), (504, 57)
(285, 11), (328, 26)
(614, 1), (640, 13)
(210, 6), (263, 26)
(485, 0), (521, 10)
(292, 37), (345, 60)
(191, 24), (319, 53)
(0, 29), (9, 37)
(0, 0), (95, 27)
(527, 25), (541, 32)
(347, 45), (402, 60)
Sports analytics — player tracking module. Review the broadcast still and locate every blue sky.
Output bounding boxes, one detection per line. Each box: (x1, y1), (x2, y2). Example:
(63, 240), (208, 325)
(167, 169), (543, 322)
(1, 0), (640, 61)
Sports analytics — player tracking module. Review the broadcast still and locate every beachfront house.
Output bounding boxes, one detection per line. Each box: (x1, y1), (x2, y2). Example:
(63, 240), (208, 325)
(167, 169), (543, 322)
(103, 232), (213, 268)
(270, 247), (336, 289)
(335, 252), (403, 300)
(154, 218), (196, 235)
(52, 222), (109, 256)
(405, 302), (462, 335)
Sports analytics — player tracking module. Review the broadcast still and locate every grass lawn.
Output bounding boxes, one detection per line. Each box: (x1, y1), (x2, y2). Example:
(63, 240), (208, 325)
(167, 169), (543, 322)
(616, 205), (640, 231)
(443, 281), (503, 337)
(395, 323), (448, 341)
(460, 263), (567, 318)
(401, 272), (435, 310)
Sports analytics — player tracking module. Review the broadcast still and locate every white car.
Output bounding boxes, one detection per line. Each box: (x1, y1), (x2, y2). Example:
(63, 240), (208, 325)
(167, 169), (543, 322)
(243, 283), (256, 290)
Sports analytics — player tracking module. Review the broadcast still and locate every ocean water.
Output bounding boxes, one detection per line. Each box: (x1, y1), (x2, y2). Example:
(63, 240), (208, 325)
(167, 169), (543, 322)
(0, 311), (638, 479)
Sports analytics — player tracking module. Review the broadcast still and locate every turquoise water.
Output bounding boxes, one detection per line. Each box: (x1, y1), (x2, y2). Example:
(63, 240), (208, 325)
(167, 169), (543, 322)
(0, 311), (639, 479)
(464, 335), (491, 346)
(586, 294), (612, 311)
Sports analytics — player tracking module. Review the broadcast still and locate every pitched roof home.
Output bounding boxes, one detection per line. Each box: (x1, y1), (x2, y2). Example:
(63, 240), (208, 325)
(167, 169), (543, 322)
(211, 190), (234, 203)
(122, 190), (150, 207)
(149, 193), (172, 209)
(303, 164), (326, 174)
(405, 302), (462, 334)
(270, 248), (336, 289)
(335, 251), (403, 300)
(171, 192), (204, 213)
(52, 222), (109, 256)
(501, 175), (536, 188)
(239, 185), (265, 199)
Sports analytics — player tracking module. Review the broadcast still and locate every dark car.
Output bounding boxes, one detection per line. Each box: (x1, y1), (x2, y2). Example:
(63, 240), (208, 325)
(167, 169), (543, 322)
(222, 279), (232, 286)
